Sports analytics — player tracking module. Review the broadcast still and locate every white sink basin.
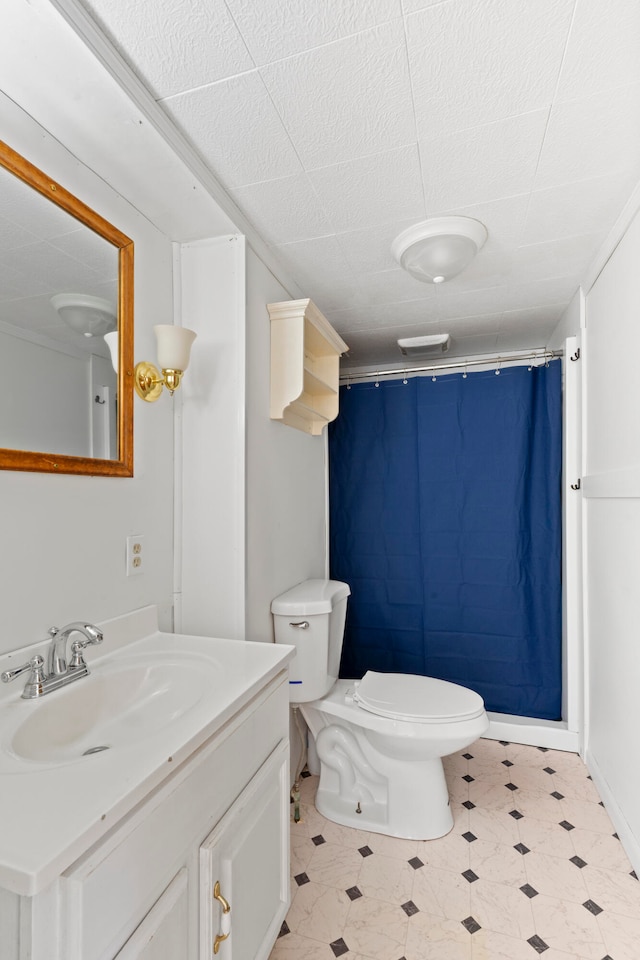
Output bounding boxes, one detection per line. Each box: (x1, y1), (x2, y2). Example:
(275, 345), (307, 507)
(0, 610), (295, 896)
(9, 654), (216, 764)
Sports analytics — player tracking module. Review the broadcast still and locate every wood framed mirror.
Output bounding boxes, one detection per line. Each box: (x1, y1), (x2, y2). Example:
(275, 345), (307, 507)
(0, 139), (133, 476)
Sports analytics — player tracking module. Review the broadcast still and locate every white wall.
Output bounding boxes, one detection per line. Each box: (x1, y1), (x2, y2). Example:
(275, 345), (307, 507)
(0, 97), (176, 657)
(0, 332), (90, 455)
(582, 203), (640, 871)
(178, 236), (247, 640)
(245, 247), (328, 644)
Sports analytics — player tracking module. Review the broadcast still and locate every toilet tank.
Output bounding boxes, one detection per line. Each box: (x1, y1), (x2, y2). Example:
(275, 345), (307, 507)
(271, 579), (350, 703)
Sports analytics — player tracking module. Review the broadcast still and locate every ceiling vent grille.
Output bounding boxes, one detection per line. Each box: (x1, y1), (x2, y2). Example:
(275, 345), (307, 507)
(397, 334), (450, 357)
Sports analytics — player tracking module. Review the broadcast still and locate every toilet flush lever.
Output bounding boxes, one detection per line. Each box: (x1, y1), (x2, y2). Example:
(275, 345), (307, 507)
(289, 621), (310, 629)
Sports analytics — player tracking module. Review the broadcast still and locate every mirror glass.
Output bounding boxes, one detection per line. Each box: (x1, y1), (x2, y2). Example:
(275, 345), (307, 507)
(0, 139), (133, 476)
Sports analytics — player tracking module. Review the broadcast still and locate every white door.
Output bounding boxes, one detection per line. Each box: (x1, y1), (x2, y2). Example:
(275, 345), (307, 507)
(200, 741), (290, 960)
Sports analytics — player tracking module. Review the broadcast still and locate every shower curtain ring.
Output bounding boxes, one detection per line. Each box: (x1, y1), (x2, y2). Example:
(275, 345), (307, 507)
(403, 369), (408, 385)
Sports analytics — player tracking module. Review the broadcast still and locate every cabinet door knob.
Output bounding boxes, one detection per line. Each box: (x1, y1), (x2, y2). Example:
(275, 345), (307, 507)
(213, 880), (231, 954)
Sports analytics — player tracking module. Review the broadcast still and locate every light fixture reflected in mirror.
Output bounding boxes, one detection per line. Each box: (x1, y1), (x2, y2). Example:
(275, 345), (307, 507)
(51, 293), (117, 338)
(392, 217), (488, 284)
(105, 324), (196, 401)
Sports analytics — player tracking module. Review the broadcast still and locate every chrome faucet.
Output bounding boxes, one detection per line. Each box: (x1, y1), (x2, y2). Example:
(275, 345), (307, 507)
(48, 622), (103, 676)
(1, 621), (103, 699)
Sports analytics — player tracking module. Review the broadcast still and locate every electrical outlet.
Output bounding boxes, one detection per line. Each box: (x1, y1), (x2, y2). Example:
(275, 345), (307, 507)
(126, 535), (145, 576)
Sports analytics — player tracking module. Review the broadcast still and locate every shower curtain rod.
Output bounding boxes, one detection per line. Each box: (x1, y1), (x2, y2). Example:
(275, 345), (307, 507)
(339, 349), (562, 383)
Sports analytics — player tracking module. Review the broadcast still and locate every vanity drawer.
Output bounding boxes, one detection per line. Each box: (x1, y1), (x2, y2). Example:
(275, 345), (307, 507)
(60, 674), (289, 960)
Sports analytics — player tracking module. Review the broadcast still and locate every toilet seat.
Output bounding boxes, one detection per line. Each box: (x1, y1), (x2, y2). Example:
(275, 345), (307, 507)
(353, 671), (485, 723)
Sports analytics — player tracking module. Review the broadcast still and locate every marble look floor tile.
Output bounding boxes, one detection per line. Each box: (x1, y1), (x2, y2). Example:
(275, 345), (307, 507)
(312, 817), (373, 850)
(466, 804), (521, 845)
(411, 864), (472, 921)
(467, 780), (521, 814)
(447, 774), (471, 803)
(544, 749), (591, 778)
(582, 864), (640, 919)
(285, 882), (352, 943)
(358, 852), (415, 905)
(341, 895), (409, 960)
(570, 827), (634, 874)
(470, 878), (535, 940)
(505, 763), (559, 795)
(559, 797), (615, 834)
(290, 831), (317, 875)
(470, 927), (545, 959)
(306, 840), (363, 889)
(443, 751), (470, 775)
(552, 773), (603, 804)
(511, 788), (569, 823)
(466, 756), (515, 786)
(417, 831), (471, 872)
(365, 833), (418, 860)
(471, 738), (509, 761)
(531, 894), (606, 959)
(517, 816), (576, 858)
(505, 743), (558, 768)
(468, 838), (527, 886)
(293, 800), (333, 839)
(404, 911), (472, 960)
(298, 774), (320, 802)
(269, 930), (339, 959)
(523, 851), (590, 904)
(449, 801), (471, 835)
(597, 908), (640, 960)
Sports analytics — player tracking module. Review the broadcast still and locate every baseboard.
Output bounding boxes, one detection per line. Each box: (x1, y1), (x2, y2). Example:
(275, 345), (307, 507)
(486, 713), (580, 752)
(586, 749), (640, 877)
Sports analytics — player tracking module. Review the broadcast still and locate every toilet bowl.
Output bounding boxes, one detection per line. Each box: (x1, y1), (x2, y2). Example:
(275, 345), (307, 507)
(272, 579), (489, 840)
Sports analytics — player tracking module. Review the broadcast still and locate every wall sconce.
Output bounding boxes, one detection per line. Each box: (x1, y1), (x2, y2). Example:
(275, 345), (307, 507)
(104, 325), (197, 401)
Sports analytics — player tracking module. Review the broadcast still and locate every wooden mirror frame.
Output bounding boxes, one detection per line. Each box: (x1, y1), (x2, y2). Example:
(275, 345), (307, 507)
(0, 139), (134, 477)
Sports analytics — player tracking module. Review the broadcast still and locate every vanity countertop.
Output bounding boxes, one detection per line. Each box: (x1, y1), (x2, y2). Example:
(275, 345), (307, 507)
(0, 607), (294, 896)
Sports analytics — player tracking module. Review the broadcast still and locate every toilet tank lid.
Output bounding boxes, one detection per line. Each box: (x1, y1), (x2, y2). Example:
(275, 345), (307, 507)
(271, 579), (351, 615)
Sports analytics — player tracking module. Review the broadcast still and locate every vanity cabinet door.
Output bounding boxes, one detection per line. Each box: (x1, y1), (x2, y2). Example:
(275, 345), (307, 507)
(113, 868), (189, 960)
(200, 741), (290, 960)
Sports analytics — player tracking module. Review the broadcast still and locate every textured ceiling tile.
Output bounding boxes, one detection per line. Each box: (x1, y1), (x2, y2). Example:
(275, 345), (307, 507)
(522, 173), (639, 246)
(556, 0), (640, 102)
(427, 195), (530, 248)
(443, 333), (500, 358)
(497, 318), (559, 352)
(440, 312), (504, 338)
(81, 0), (254, 99)
(534, 82), (640, 189)
(308, 145), (425, 234)
(335, 218), (420, 275)
(231, 174), (333, 244)
(511, 234), (603, 284)
(226, 0), (402, 66)
(260, 21), (415, 168)
(355, 268), (440, 308)
(419, 111), (548, 211)
(432, 285), (509, 321)
(499, 304), (567, 334)
(406, 0), (574, 138)
(161, 72), (303, 188)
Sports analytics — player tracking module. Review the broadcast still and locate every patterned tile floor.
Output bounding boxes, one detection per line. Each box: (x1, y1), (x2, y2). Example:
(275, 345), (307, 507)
(269, 738), (640, 960)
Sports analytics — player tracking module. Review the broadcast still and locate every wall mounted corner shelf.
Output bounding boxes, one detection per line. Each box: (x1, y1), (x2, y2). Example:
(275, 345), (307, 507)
(268, 298), (348, 436)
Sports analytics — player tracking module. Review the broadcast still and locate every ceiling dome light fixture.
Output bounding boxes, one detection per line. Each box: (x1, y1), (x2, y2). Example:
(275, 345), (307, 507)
(391, 217), (488, 284)
(50, 293), (117, 338)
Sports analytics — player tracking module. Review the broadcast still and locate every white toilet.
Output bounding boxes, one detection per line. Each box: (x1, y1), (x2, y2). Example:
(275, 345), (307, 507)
(272, 579), (489, 840)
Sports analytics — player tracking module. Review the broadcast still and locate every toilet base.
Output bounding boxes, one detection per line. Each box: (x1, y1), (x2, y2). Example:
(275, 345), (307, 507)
(312, 722), (455, 840)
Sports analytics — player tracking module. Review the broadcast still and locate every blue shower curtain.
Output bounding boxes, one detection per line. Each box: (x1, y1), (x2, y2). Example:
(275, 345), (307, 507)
(329, 361), (562, 720)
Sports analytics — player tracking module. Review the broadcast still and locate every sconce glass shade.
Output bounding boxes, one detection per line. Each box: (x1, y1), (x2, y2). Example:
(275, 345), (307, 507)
(154, 324), (197, 372)
(391, 217), (488, 283)
(51, 293), (117, 337)
(104, 331), (119, 373)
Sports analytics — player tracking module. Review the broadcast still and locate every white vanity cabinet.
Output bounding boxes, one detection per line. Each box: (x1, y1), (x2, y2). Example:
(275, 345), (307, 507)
(2, 671), (290, 960)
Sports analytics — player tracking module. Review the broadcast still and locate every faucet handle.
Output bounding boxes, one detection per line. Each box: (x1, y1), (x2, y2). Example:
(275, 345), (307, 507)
(1, 655), (46, 685)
